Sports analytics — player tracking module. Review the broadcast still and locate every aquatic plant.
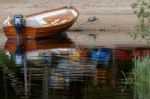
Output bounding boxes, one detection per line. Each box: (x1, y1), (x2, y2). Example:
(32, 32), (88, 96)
(133, 55), (150, 99)
(130, 0), (150, 41)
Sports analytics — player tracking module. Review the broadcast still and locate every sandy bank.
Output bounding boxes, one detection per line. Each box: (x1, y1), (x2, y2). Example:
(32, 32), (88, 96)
(0, 0), (138, 32)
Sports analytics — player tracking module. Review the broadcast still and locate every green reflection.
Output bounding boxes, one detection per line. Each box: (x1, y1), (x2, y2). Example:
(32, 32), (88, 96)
(0, 51), (16, 71)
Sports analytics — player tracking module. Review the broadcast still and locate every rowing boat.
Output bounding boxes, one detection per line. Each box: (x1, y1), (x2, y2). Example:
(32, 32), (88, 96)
(3, 6), (79, 39)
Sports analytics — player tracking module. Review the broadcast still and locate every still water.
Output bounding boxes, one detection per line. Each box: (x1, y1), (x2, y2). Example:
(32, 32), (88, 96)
(0, 32), (150, 99)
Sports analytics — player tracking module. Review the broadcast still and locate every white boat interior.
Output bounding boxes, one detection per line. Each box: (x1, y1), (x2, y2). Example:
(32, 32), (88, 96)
(26, 7), (78, 27)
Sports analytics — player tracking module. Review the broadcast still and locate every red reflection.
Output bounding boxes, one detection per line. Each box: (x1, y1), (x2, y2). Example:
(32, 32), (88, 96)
(116, 49), (133, 60)
(133, 48), (150, 57)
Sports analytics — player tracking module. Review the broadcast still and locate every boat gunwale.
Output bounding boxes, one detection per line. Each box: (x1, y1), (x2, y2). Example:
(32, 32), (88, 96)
(25, 6), (79, 18)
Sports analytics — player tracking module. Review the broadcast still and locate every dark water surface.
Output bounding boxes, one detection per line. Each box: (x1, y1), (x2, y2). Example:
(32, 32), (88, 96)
(0, 37), (150, 99)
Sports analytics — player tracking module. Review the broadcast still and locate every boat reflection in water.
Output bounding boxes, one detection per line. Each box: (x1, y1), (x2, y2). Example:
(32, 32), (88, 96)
(14, 42), (25, 66)
(3, 38), (96, 99)
(2, 38), (150, 99)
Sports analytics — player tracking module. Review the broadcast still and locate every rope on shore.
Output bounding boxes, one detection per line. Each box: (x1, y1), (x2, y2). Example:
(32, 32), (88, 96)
(76, 16), (98, 27)
(72, 16), (98, 42)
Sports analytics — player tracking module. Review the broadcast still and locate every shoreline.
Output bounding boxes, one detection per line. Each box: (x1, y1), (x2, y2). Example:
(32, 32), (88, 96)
(0, 0), (144, 48)
(0, 0), (137, 32)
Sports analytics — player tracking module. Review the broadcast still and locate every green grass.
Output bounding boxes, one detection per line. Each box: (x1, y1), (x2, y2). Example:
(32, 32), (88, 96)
(133, 55), (150, 99)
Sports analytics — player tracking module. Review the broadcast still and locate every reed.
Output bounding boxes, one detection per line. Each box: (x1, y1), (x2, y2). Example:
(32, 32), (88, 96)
(133, 55), (150, 99)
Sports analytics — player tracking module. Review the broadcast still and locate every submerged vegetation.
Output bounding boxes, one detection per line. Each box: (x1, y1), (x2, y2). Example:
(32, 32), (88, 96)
(130, 0), (150, 41)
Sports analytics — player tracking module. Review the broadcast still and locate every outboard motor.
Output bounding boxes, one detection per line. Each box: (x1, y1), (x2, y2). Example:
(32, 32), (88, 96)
(13, 15), (25, 39)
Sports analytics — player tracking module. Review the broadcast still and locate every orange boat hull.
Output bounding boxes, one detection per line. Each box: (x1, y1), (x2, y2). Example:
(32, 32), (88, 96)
(3, 20), (76, 39)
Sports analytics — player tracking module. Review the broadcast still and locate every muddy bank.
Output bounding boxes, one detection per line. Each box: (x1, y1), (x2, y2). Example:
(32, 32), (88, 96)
(67, 31), (149, 48)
